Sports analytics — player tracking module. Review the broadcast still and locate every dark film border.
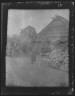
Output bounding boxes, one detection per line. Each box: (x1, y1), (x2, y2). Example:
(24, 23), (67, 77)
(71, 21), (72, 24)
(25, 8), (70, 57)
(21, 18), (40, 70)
(1, 1), (74, 95)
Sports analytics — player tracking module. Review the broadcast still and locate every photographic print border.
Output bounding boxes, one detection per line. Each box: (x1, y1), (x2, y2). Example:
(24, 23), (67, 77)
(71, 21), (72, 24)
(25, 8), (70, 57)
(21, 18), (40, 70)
(1, 1), (74, 95)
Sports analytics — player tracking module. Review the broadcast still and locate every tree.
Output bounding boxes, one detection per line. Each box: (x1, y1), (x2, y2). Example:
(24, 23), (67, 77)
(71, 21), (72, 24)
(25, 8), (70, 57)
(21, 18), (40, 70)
(6, 35), (22, 57)
(6, 33), (36, 57)
(20, 26), (37, 55)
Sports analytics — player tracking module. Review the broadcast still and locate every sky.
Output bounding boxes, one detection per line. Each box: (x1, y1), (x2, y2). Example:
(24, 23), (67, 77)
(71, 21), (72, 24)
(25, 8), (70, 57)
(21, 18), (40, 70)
(7, 9), (69, 37)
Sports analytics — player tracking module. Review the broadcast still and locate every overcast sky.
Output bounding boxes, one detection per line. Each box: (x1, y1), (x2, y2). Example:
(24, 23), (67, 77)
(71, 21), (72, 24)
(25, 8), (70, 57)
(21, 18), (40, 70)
(7, 9), (69, 36)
